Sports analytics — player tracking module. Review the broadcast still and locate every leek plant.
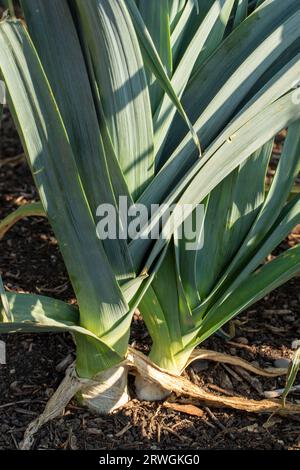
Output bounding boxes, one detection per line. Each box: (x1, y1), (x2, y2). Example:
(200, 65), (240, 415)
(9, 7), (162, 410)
(1, 0), (300, 428)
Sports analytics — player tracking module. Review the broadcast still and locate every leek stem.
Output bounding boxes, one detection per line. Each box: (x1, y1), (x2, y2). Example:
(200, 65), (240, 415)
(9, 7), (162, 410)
(8, 0), (15, 18)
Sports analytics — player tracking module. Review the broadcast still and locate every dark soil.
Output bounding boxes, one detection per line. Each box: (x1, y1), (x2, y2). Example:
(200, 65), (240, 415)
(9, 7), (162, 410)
(1, 107), (300, 450)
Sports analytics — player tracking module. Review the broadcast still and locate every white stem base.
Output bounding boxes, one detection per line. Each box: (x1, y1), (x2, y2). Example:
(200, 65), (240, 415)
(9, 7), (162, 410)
(79, 365), (130, 414)
(134, 374), (170, 401)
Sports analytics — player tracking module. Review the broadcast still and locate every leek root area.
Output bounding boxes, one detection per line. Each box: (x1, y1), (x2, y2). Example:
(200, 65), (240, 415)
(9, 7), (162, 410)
(19, 347), (300, 450)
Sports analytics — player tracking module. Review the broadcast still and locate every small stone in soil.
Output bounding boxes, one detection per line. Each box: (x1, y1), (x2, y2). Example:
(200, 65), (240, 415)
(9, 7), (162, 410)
(291, 339), (300, 350)
(274, 358), (290, 368)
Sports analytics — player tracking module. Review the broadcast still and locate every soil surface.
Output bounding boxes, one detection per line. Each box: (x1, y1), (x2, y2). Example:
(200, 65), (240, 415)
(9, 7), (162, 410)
(0, 107), (300, 450)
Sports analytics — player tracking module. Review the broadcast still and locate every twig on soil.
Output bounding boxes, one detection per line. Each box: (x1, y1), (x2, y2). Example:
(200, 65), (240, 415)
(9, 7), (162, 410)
(263, 309), (293, 315)
(222, 363), (243, 382)
(233, 366), (264, 396)
(163, 401), (204, 417)
(163, 425), (190, 442)
(10, 433), (20, 450)
(115, 422), (132, 437)
(0, 153), (25, 167)
(227, 340), (254, 352)
(204, 407), (234, 439)
(15, 408), (39, 416)
(264, 385), (300, 398)
(0, 399), (45, 409)
(207, 383), (236, 397)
